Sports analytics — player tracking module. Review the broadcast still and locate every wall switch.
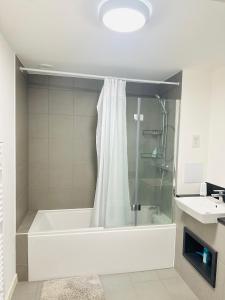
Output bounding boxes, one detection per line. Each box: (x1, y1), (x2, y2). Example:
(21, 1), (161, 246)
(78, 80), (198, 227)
(192, 135), (200, 148)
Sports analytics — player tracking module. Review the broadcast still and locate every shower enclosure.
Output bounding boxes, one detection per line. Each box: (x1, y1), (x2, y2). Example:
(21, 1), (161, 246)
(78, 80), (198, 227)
(26, 73), (181, 280)
(127, 95), (179, 227)
(91, 79), (179, 229)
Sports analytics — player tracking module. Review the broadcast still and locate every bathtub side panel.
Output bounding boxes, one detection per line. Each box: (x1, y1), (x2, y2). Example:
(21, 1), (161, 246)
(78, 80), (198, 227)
(28, 226), (176, 281)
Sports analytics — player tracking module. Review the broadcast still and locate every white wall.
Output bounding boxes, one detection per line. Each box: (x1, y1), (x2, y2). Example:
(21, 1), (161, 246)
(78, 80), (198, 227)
(177, 66), (225, 194)
(206, 67), (225, 187)
(176, 69), (212, 195)
(0, 32), (16, 297)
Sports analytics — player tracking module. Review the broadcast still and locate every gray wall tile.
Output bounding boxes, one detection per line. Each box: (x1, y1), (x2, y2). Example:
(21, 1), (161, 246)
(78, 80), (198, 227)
(16, 264), (28, 282)
(29, 187), (49, 210)
(16, 58), (29, 229)
(29, 114), (48, 138)
(49, 165), (73, 189)
(28, 87), (49, 114)
(49, 88), (73, 115)
(29, 164), (49, 190)
(48, 188), (74, 209)
(16, 234), (28, 266)
(74, 116), (97, 140)
(49, 139), (73, 166)
(73, 186), (95, 208)
(49, 115), (73, 140)
(16, 233), (28, 281)
(17, 211), (36, 233)
(28, 74), (98, 210)
(28, 74), (49, 87)
(29, 138), (48, 165)
(49, 76), (74, 89)
(75, 78), (99, 91)
(74, 137), (97, 164)
(75, 90), (98, 116)
(73, 163), (97, 190)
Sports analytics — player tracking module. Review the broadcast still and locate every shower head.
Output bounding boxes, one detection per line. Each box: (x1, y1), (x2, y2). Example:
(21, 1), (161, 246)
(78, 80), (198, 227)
(155, 94), (167, 115)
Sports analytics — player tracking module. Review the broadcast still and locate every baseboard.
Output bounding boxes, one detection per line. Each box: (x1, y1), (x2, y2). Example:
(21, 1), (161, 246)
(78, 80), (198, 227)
(5, 274), (17, 300)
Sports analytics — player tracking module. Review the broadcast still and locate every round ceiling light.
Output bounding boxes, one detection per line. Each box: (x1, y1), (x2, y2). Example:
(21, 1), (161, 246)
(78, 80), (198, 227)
(98, 0), (152, 33)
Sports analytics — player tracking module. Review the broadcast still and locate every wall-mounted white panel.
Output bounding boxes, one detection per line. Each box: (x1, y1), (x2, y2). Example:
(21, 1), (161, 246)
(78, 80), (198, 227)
(184, 163), (203, 183)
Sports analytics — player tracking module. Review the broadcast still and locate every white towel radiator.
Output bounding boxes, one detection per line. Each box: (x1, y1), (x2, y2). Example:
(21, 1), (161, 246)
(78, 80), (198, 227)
(0, 142), (4, 300)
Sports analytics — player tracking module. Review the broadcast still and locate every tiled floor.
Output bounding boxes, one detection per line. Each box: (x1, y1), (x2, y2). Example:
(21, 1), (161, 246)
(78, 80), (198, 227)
(12, 268), (199, 300)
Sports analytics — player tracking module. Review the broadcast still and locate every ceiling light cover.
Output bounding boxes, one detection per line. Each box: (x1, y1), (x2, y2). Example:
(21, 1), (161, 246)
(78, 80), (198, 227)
(98, 0), (152, 33)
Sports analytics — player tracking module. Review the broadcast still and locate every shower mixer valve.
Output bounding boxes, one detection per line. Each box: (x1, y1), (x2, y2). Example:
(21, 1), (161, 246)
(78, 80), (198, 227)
(131, 204), (141, 211)
(134, 114), (144, 121)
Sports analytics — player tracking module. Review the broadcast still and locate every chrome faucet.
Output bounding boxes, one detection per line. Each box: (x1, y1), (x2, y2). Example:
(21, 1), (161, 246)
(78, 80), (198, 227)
(211, 190), (225, 203)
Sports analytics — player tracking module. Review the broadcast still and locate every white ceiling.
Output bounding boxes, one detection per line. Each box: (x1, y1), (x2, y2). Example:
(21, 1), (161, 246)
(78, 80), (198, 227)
(0, 0), (225, 80)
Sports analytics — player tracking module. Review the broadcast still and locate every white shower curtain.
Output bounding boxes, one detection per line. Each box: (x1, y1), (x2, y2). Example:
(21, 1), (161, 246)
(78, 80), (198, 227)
(92, 78), (131, 228)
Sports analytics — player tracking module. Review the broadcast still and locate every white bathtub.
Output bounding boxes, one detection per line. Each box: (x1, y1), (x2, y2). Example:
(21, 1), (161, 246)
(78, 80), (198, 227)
(28, 208), (176, 281)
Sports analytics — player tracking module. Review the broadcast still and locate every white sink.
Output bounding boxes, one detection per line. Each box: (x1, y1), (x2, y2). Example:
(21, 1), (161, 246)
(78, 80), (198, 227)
(175, 196), (225, 224)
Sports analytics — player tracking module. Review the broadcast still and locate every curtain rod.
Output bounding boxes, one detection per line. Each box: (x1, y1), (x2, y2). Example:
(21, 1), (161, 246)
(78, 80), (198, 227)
(20, 67), (180, 86)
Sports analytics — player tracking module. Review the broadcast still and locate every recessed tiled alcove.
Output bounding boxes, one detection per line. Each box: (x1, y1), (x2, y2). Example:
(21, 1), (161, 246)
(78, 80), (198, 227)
(175, 207), (225, 300)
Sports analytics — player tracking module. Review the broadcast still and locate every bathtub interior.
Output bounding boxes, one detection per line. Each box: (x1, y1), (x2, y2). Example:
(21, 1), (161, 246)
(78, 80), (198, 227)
(29, 206), (172, 235)
(136, 205), (171, 225)
(29, 208), (94, 233)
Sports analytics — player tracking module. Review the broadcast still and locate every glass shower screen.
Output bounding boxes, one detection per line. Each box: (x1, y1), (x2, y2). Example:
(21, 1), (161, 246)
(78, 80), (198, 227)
(126, 95), (179, 226)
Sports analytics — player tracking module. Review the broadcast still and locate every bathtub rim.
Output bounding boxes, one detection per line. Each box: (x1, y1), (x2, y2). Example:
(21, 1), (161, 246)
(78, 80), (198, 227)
(28, 208), (176, 236)
(28, 208), (93, 234)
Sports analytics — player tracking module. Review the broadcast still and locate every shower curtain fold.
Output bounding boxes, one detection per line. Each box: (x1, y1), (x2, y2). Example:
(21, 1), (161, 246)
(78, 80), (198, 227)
(92, 78), (131, 228)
